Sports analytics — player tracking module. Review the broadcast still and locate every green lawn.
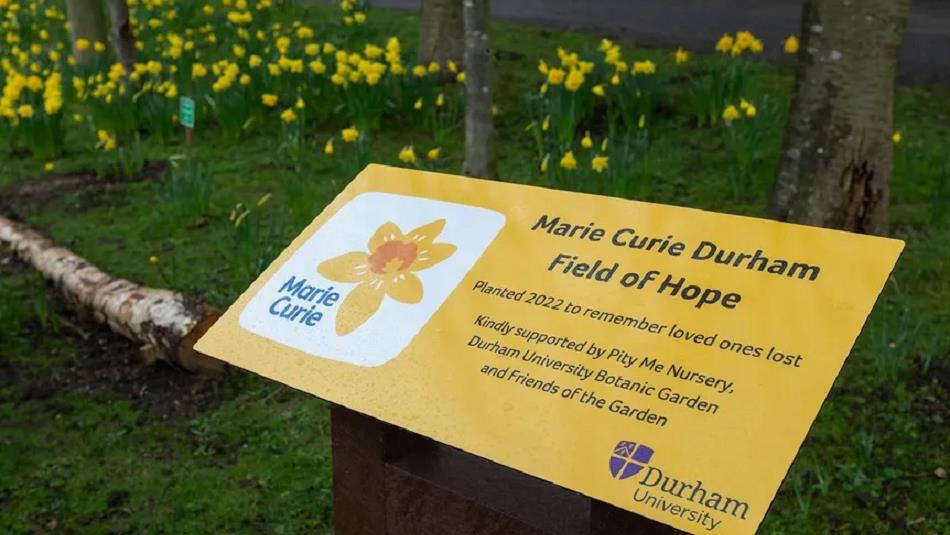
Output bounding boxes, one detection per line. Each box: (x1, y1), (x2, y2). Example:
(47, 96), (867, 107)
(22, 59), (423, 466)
(1, 4), (948, 534)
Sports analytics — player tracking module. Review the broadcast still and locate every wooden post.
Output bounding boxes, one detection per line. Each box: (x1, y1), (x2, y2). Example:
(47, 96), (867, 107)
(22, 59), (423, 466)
(331, 405), (685, 534)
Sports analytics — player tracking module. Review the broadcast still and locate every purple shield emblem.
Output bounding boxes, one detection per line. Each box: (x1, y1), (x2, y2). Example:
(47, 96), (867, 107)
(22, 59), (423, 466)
(609, 440), (654, 480)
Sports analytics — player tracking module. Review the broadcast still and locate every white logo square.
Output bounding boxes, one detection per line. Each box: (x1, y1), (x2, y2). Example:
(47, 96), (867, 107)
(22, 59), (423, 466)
(239, 192), (506, 367)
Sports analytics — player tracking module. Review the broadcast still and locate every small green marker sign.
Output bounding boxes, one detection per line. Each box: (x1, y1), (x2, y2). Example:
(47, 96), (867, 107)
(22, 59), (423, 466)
(179, 96), (195, 129)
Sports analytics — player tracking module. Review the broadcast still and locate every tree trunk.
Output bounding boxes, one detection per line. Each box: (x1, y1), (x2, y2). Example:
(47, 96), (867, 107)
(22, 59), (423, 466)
(65, 0), (108, 67)
(419, 0), (465, 67)
(462, 0), (496, 179)
(106, 0), (136, 73)
(0, 215), (224, 375)
(767, 0), (910, 235)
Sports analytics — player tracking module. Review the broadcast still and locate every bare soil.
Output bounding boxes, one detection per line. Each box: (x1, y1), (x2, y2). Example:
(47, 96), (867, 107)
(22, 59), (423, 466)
(1, 214), (234, 423)
(0, 161), (168, 218)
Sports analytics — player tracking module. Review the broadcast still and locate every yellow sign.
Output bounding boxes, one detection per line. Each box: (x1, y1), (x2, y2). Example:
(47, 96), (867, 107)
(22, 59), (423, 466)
(196, 164), (903, 535)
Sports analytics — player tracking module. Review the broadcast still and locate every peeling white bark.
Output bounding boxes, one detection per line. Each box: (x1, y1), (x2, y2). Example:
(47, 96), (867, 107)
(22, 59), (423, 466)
(0, 215), (223, 374)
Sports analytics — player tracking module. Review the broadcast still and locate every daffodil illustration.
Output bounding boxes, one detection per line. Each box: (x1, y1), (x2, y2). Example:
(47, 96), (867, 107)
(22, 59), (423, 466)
(317, 219), (456, 335)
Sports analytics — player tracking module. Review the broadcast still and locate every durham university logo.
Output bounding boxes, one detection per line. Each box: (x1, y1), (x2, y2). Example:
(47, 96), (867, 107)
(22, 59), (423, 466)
(609, 440), (654, 480)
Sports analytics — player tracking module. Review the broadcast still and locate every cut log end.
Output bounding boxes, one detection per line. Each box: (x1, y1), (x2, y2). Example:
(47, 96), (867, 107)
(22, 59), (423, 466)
(177, 312), (226, 376)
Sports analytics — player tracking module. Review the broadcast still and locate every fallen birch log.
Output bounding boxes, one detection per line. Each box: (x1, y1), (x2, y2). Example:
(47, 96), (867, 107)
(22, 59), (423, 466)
(0, 215), (224, 375)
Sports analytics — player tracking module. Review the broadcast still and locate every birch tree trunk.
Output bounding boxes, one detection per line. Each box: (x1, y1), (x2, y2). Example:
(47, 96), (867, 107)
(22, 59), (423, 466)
(767, 0), (911, 235)
(106, 0), (136, 73)
(419, 0), (465, 68)
(65, 0), (108, 67)
(0, 216), (224, 375)
(462, 0), (496, 179)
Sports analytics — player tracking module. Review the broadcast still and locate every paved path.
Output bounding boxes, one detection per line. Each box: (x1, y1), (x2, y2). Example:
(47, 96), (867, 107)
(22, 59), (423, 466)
(368, 0), (950, 86)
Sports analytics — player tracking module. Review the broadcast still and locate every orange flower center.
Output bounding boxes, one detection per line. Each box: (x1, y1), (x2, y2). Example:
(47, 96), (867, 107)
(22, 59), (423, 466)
(368, 240), (418, 274)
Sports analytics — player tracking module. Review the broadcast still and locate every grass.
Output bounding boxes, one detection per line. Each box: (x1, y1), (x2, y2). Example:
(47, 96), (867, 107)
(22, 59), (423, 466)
(1, 5), (949, 534)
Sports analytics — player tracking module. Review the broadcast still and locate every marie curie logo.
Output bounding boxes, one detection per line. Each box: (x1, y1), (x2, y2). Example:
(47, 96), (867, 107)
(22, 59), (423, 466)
(609, 440), (654, 480)
(239, 192), (506, 367)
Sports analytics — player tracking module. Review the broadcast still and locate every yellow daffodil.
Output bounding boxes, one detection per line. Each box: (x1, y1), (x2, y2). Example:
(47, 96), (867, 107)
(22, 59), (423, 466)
(581, 131), (593, 149)
(398, 145), (416, 164)
(261, 93), (278, 107)
(592, 154), (608, 173)
(715, 34), (734, 53)
(892, 131), (902, 144)
(560, 150), (577, 170)
(722, 105), (741, 121)
(44, 161), (55, 172)
(547, 67), (565, 85)
(633, 60), (656, 75)
(325, 138), (335, 155)
(674, 48), (689, 65)
(308, 59), (328, 75)
(592, 84), (605, 97)
(341, 126), (359, 143)
(427, 147), (440, 160)
(564, 68), (584, 91)
(280, 108), (296, 122)
(784, 35), (800, 54)
(96, 129), (116, 151)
